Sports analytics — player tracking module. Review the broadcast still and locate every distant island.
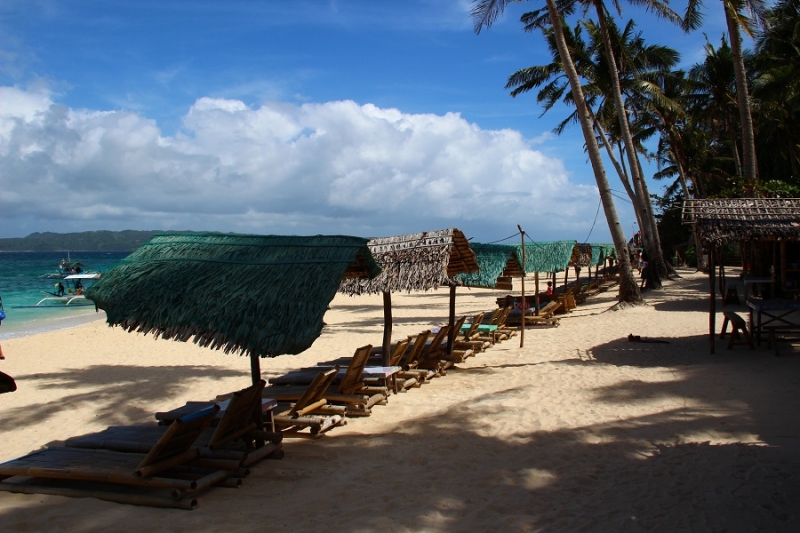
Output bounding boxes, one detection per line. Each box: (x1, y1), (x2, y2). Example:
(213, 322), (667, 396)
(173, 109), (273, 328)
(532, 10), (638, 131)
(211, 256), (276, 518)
(0, 230), (168, 252)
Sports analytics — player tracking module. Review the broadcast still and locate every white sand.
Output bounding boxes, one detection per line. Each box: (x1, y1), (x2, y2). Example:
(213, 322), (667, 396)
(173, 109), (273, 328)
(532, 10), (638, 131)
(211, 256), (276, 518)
(1, 268), (799, 532)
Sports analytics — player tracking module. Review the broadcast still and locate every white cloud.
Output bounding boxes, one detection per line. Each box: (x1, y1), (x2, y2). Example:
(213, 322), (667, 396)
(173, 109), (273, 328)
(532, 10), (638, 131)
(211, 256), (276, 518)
(0, 86), (602, 241)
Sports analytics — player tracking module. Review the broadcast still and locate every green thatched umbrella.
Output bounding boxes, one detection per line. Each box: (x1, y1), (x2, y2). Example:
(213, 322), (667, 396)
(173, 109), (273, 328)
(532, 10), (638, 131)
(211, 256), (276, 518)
(86, 232), (381, 385)
(456, 243), (520, 289)
(339, 228), (478, 364)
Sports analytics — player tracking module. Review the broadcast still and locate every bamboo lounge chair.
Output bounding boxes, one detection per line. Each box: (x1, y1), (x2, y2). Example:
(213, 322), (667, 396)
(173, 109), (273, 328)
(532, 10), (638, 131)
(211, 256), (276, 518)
(0, 405), (236, 510)
(525, 300), (562, 327)
(455, 312), (492, 353)
(412, 324), (454, 374)
(64, 380), (283, 467)
(271, 367), (348, 438)
(266, 345), (390, 416)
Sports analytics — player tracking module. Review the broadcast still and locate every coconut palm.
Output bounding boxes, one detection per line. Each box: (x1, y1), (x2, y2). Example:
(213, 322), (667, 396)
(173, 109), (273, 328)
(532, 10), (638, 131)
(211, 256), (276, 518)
(506, 17), (676, 282)
(473, 0), (643, 303)
(722, 0), (765, 189)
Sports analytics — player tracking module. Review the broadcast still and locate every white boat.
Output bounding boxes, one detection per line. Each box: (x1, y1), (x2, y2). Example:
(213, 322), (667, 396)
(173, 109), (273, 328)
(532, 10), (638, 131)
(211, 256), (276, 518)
(36, 273), (102, 306)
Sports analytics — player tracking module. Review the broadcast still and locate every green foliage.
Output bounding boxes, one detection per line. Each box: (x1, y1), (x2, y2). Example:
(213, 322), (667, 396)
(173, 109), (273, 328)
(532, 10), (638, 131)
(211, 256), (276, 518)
(0, 230), (170, 252)
(685, 245), (698, 268)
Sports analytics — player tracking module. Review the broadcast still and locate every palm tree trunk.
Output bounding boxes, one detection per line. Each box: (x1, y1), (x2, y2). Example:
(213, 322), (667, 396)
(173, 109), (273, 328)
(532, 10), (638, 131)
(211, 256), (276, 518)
(545, 0), (641, 303)
(724, 0), (758, 186)
(593, 1), (664, 288)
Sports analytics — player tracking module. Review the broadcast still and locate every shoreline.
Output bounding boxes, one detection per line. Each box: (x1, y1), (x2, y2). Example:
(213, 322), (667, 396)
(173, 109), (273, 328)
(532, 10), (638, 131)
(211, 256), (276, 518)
(1, 269), (799, 531)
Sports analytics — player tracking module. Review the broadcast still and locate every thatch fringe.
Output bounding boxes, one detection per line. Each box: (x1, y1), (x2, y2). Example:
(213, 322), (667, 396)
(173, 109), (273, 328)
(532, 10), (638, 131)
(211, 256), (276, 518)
(86, 233), (380, 358)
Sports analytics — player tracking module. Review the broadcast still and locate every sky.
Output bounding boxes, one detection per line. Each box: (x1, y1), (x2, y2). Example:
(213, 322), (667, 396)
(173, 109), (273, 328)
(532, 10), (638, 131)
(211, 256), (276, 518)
(0, 0), (732, 244)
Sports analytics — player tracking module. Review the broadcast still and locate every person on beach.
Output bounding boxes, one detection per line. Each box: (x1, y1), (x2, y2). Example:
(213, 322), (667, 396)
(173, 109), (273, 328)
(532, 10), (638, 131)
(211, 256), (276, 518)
(546, 281), (554, 296)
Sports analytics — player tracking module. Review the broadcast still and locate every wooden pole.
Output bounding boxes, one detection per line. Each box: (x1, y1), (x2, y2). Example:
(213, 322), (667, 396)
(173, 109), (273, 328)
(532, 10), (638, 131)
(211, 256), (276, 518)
(249, 353), (265, 437)
(250, 353), (261, 386)
(382, 291), (393, 367)
(534, 272), (540, 316)
(709, 247), (716, 354)
(447, 284), (456, 355)
(518, 225), (526, 348)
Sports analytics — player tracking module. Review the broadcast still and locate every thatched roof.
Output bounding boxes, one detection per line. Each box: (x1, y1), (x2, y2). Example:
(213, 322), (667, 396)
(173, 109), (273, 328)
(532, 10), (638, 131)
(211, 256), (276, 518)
(86, 233), (381, 358)
(683, 198), (800, 246)
(517, 241), (576, 273)
(339, 228), (478, 295)
(568, 243), (616, 267)
(456, 243), (520, 288)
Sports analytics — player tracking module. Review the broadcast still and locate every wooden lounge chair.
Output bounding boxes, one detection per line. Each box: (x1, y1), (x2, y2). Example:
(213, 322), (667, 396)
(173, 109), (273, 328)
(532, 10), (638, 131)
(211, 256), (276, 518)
(271, 367), (347, 439)
(525, 300), (562, 326)
(439, 316), (476, 363)
(266, 345), (390, 416)
(395, 330), (436, 384)
(455, 312), (492, 353)
(65, 381), (283, 467)
(495, 306), (518, 339)
(413, 325), (452, 374)
(0, 406), (234, 509)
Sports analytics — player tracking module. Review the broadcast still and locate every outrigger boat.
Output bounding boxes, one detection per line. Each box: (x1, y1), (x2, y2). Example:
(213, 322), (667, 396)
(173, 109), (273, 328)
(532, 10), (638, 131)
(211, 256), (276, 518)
(36, 273), (101, 306)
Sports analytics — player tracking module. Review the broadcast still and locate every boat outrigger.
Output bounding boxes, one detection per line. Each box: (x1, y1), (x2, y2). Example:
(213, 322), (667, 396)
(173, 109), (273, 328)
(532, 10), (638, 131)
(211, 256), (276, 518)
(36, 273), (101, 306)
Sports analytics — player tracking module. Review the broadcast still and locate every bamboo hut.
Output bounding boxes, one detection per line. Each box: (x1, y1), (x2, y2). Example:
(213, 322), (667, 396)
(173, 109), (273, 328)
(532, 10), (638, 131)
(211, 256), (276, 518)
(339, 228), (478, 364)
(682, 198), (800, 353)
(86, 232), (381, 384)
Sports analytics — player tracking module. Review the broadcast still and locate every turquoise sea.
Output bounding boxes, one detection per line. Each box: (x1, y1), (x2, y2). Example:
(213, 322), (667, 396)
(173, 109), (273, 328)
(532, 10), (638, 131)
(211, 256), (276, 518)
(0, 251), (130, 340)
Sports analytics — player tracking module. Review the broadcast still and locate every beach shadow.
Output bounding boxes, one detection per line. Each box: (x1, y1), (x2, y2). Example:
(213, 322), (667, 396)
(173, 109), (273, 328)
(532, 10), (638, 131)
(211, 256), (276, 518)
(0, 364), (244, 434)
(3, 387), (798, 531)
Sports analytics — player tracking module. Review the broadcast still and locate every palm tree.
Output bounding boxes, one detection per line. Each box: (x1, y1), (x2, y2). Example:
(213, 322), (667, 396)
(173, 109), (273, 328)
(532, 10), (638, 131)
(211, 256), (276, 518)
(473, 0), (642, 303)
(506, 19), (665, 264)
(752, 0), (800, 182)
(721, 0), (765, 189)
(688, 37), (746, 186)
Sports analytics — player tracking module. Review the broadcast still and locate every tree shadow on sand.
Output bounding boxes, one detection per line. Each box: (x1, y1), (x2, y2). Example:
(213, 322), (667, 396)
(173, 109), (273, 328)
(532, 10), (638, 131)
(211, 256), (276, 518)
(3, 342), (800, 531)
(0, 364), (244, 434)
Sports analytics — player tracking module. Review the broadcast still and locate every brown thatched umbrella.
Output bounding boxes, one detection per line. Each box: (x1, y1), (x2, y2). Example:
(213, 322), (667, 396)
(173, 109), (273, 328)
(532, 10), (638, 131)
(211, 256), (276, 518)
(339, 228), (478, 365)
(86, 232), (381, 385)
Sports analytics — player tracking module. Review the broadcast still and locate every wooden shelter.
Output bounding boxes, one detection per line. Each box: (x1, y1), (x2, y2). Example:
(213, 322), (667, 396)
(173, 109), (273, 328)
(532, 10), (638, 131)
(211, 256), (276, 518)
(682, 198), (800, 353)
(339, 228), (479, 364)
(86, 232), (381, 384)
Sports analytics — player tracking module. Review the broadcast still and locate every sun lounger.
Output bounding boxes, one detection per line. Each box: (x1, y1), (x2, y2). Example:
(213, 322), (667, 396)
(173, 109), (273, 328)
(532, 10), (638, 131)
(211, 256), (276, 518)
(409, 324), (452, 375)
(455, 312), (492, 353)
(526, 300), (562, 326)
(0, 406), (236, 509)
(266, 345), (391, 416)
(270, 367), (348, 439)
(65, 381), (283, 467)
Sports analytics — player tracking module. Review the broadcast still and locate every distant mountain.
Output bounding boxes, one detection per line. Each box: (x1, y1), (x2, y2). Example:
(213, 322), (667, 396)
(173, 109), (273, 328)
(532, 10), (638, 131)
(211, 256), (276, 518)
(0, 230), (166, 252)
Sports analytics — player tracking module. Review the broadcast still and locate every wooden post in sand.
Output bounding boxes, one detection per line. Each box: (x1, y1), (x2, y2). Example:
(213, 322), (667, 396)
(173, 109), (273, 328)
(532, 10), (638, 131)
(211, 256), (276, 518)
(447, 284), (456, 355)
(518, 225), (526, 348)
(382, 291), (393, 367)
(709, 247), (716, 354)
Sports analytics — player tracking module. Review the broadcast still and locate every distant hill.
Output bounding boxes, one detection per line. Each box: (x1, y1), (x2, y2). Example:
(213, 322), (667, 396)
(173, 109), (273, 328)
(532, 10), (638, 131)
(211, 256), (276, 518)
(0, 230), (165, 252)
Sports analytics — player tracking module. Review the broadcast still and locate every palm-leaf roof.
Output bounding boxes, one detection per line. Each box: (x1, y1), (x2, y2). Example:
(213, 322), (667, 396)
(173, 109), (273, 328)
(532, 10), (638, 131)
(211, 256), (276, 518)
(339, 228), (478, 295)
(683, 198), (800, 245)
(456, 243), (519, 288)
(516, 241), (576, 273)
(86, 232), (381, 359)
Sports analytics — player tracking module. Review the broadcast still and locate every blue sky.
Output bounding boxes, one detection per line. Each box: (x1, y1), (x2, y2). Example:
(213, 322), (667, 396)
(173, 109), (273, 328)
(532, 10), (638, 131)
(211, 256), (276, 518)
(0, 1), (732, 243)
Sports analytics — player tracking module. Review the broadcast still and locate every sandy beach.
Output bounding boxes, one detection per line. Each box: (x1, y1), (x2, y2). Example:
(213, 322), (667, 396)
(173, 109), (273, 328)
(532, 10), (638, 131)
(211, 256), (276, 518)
(1, 268), (799, 532)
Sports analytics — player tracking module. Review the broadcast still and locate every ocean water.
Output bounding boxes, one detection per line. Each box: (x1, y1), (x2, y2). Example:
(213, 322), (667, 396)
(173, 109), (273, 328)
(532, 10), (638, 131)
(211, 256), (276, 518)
(0, 251), (130, 340)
